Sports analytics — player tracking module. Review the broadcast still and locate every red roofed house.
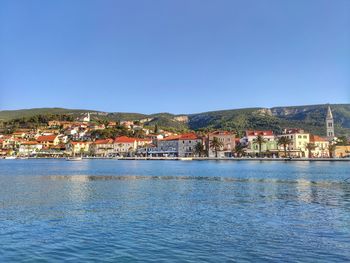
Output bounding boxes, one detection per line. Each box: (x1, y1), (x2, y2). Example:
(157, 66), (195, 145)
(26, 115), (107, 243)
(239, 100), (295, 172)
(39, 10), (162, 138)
(156, 133), (202, 157)
(113, 136), (138, 156)
(310, 134), (329, 157)
(207, 131), (236, 158)
(90, 139), (114, 156)
(37, 135), (59, 148)
(243, 130), (278, 156)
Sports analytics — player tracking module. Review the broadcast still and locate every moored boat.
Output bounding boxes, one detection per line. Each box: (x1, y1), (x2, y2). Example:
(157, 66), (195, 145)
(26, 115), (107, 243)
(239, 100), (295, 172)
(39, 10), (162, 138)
(5, 156), (17, 160)
(66, 157), (83, 161)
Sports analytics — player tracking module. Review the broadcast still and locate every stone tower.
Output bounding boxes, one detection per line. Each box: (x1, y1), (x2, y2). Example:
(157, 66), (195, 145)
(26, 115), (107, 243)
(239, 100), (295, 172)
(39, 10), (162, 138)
(326, 105), (334, 139)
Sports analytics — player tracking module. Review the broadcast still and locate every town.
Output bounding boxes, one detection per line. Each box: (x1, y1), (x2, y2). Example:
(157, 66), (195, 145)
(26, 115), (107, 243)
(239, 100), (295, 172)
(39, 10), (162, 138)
(1, 106), (349, 159)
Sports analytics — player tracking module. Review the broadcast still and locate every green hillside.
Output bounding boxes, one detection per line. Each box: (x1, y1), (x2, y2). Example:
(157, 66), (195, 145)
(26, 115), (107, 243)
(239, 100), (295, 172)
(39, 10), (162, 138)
(1, 104), (349, 137)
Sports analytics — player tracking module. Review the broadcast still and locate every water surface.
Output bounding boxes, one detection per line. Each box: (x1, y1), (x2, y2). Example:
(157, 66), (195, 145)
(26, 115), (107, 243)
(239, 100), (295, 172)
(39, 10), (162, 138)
(0, 160), (350, 262)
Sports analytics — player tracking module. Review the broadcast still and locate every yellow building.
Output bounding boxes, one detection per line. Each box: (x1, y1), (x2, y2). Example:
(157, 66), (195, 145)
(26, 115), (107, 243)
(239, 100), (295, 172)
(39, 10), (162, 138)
(67, 141), (91, 155)
(334, 146), (350, 158)
(279, 129), (310, 157)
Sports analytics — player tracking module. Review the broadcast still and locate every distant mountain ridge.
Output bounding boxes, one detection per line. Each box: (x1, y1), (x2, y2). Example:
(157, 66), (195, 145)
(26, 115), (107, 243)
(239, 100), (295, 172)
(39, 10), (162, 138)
(0, 104), (349, 137)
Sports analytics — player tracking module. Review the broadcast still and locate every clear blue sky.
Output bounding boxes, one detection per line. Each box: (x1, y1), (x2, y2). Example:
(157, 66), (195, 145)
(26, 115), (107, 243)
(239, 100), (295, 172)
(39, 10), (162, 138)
(0, 0), (349, 114)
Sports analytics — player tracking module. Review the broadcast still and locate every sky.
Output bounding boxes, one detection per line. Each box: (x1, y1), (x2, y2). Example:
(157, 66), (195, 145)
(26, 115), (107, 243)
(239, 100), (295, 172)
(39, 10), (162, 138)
(0, 0), (349, 114)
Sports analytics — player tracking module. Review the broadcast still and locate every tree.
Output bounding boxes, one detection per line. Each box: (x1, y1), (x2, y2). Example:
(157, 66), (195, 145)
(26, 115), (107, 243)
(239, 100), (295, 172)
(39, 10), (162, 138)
(193, 142), (205, 157)
(253, 135), (266, 157)
(328, 143), (337, 158)
(277, 136), (292, 157)
(336, 136), (348, 146)
(210, 137), (224, 158)
(305, 143), (316, 158)
(233, 143), (246, 157)
(154, 124), (158, 134)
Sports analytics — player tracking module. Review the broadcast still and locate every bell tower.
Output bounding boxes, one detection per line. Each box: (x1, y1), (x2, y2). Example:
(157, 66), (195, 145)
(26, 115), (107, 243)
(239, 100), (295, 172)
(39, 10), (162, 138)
(326, 105), (334, 139)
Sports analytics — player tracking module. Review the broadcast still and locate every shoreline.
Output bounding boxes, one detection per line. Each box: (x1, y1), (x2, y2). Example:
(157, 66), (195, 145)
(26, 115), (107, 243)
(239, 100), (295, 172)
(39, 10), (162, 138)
(2, 157), (350, 162)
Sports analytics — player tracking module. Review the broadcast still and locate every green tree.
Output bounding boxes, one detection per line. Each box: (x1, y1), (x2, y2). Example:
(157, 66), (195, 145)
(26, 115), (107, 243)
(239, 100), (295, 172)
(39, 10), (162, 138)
(193, 142), (205, 157)
(328, 143), (337, 158)
(277, 136), (292, 157)
(210, 137), (224, 158)
(336, 136), (348, 146)
(154, 124), (158, 134)
(233, 143), (246, 157)
(305, 143), (317, 158)
(253, 135), (266, 157)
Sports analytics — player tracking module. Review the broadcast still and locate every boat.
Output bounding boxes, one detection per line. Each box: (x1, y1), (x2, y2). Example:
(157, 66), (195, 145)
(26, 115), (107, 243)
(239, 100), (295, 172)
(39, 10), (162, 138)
(5, 156), (17, 160)
(179, 157), (193, 161)
(66, 157), (83, 161)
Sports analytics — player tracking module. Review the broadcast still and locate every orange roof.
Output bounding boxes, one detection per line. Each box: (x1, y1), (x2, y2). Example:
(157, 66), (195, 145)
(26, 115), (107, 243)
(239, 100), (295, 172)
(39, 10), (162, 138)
(161, 133), (198, 141)
(94, 139), (113, 144)
(21, 141), (39, 145)
(246, 130), (274, 136)
(310, 135), (328, 142)
(210, 131), (235, 136)
(37, 135), (57, 142)
(136, 138), (152, 142)
(114, 136), (136, 143)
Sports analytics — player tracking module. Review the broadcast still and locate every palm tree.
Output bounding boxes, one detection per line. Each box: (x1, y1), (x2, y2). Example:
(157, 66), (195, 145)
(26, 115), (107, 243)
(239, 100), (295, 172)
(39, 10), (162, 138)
(277, 136), (292, 157)
(210, 137), (224, 158)
(328, 143), (337, 158)
(305, 143), (316, 158)
(233, 143), (246, 157)
(193, 142), (204, 157)
(253, 135), (266, 157)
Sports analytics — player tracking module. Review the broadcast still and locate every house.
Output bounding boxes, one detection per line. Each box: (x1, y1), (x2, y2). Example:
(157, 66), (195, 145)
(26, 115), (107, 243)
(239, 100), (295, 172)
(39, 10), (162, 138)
(156, 133), (202, 157)
(37, 135), (60, 148)
(310, 135), (329, 157)
(334, 145), (350, 158)
(90, 139), (114, 156)
(207, 131), (236, 158)
(243, 130), (277, 156)
(278, 129), (310, 157)
(113, 136), (138, 156)
(18, 141), (43, 156)
(66, 141), (91, 156)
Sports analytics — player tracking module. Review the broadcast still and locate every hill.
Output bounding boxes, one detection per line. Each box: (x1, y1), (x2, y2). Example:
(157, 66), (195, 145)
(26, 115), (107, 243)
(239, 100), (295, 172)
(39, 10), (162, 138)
(0, 104), (349, 137)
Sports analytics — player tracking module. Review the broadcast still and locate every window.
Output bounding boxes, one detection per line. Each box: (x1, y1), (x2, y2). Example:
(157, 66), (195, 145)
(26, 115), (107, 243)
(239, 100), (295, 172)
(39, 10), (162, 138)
(298, 135), (302, 139)
(303, 135), (307, 139)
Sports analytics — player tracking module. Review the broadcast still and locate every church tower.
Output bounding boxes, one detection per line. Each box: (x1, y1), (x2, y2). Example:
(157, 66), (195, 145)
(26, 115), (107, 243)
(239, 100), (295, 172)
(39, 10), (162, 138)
(326, 105), (334, 139)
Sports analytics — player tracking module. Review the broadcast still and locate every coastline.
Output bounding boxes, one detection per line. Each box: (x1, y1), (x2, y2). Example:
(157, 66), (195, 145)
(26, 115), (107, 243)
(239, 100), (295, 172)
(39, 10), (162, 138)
(2, 157), (350, 161)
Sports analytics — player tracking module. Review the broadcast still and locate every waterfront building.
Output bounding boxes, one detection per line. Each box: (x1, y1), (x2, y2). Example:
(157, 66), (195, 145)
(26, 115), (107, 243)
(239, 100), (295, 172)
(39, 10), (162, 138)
(309, 135), (329, 157)
(66, 141), (91, 156)
(334, 145), (350, 158)
(18, 141), (43, 155)
(326, 106), (335, 139)
(90, 139), (114, 156)
(113, 136), (138, 156)
(278, 129), (310, 157)
(207, 131), (236, 158)
(156, 133), (201, 157)
(242, 130), (277, 156)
